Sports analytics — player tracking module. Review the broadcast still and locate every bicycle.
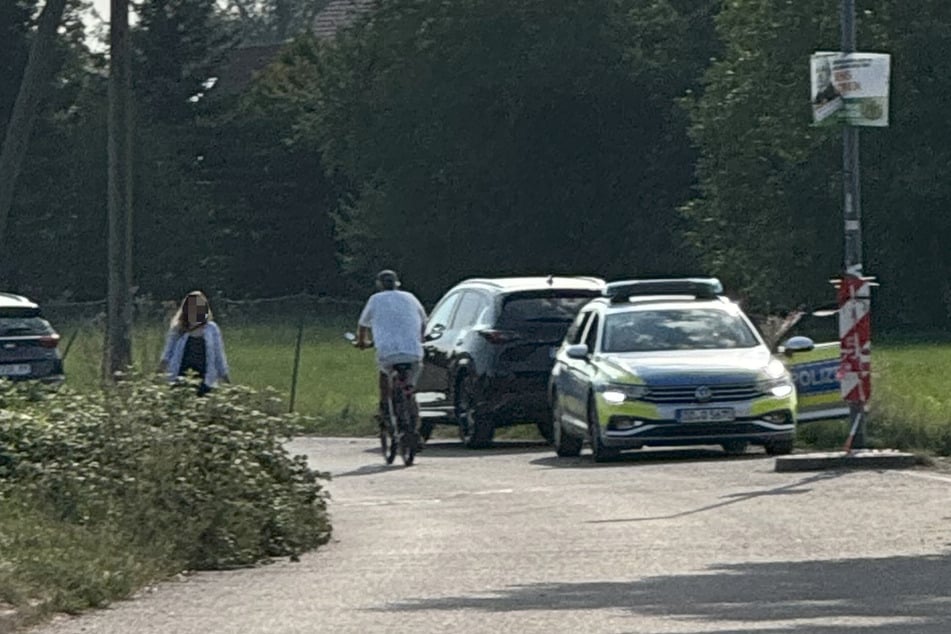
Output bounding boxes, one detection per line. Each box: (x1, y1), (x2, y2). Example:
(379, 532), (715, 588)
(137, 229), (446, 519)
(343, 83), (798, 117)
(345, 333), (420, 466)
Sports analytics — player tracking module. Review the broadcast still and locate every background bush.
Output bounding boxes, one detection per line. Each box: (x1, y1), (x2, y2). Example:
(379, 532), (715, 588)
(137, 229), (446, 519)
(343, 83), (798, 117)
(0, 376), (331, 618)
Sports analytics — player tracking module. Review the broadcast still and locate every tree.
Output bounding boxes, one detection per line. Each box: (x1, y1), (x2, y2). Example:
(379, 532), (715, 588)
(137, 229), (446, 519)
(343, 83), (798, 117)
(0, 0), (108, 298)
(269, 0), (718, 301)
(133, 0), (235, 124)
(686, 0), (951, 330)
(129, 0), (238, 299)
(0, 0), (70, 270)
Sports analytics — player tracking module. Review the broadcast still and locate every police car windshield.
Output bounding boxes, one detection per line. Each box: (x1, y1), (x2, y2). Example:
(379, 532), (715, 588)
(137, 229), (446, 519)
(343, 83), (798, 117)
(602, 308), (759, 352)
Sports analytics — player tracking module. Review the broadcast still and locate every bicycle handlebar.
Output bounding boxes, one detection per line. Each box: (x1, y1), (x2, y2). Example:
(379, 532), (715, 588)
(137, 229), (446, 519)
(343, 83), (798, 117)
(344, 332), (372, 349)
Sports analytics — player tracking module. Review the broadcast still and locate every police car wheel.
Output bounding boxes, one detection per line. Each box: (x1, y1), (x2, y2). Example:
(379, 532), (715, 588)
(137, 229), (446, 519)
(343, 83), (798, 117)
(552, 393), (582, 457)
(588, 395), (619, 463)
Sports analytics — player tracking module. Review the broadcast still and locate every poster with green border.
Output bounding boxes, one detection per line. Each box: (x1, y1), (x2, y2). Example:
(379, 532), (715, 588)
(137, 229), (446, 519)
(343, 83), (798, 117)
(811, 52), (890, 127)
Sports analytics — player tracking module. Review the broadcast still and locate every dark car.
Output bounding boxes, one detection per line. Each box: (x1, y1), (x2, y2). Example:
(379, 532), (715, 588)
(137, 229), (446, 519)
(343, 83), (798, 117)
(416, 276), (605, 448)
(0, 293), (64, 383)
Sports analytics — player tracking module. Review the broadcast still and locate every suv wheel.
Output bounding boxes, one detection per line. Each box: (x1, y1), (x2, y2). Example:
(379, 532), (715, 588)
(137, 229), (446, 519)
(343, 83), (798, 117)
(765, 439), (794, 456)
(536, 416), (554, 444)
(456, 374), (495, 449)
(419, 420), (434, 442)
(552, 392), (582, 457)
(587, 395), (619, 463)
(721, 440), (749, 456)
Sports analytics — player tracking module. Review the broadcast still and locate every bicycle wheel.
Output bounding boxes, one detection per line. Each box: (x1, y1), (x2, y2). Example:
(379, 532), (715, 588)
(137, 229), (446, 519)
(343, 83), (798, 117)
(382, 403), (397, 465)
(392, 387), (416, 466)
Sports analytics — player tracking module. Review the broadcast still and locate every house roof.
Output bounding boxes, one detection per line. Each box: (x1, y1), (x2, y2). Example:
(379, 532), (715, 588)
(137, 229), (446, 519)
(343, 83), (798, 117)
(313, 0), (375, 39)
(211, 0), (376, 97)
(210, 42), (287, 97)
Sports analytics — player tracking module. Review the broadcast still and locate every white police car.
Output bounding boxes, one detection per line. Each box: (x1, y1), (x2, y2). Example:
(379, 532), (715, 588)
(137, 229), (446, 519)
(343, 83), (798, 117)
(548, 278), (841, 461)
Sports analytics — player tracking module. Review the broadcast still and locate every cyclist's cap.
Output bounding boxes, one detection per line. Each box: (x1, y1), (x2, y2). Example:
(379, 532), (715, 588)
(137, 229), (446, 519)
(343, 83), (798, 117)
(377, 269), (401, 289)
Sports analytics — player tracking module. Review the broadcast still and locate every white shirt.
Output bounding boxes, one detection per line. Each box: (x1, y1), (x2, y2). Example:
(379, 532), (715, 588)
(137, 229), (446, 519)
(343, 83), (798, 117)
(358, 290), (427, 361)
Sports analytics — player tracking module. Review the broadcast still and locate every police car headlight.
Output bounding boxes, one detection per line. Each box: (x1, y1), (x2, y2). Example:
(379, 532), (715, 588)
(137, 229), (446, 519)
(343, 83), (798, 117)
(757, 375), (794, 398)
(765, 359), (788, 379)
(598, 384), (649, 403)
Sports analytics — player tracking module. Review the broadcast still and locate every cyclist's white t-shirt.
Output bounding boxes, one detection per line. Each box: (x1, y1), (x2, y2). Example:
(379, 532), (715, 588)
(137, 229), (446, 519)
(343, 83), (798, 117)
(358, 290), (427, 365)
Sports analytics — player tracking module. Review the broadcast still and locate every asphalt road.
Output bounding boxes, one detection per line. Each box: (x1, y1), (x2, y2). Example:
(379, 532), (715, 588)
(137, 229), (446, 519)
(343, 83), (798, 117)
(34, 437), (951, 634)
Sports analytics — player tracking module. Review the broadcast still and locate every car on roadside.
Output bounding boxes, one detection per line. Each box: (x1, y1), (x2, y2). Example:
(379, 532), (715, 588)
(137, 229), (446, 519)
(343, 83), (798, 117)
(549, 278), (819, 461)
(416, 276), (605, 448)
(774, 311), (848, 423)
(0, 293), (64, 383)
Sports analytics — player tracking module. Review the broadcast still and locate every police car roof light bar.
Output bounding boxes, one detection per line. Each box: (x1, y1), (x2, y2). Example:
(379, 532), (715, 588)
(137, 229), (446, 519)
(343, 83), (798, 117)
(604, 278), (724, 303)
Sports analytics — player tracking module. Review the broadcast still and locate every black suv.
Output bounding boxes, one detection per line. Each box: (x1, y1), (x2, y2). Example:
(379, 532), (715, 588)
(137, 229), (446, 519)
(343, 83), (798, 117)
(0, 293), (64, 382)
(417, 276), (605, 447)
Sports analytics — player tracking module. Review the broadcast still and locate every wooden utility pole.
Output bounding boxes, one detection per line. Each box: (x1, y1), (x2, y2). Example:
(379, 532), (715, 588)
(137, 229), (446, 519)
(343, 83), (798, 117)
(103, 0), (135, 381)
(0, 0), (69, 277)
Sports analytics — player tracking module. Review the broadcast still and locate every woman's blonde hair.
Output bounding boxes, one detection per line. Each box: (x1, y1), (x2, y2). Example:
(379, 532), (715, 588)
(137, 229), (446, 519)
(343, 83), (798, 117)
(171, 290), (214, 332)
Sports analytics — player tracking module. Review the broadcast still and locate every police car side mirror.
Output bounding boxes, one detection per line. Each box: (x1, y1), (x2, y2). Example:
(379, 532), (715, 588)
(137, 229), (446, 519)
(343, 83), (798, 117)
(566, 344), (590, 360)
(781, 336), (816, 357)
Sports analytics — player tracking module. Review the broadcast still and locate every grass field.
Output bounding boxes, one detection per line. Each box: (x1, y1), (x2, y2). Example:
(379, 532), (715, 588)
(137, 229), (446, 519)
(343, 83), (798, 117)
(53, 315), (951, 452)
(58, 312), (382, 434)
(794, 340), (951, 453)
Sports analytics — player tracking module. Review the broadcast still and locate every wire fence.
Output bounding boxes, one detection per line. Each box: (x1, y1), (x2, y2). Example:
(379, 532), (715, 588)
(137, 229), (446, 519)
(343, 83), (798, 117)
(42, 292), (364, 326)
(40, 293), (369, 414)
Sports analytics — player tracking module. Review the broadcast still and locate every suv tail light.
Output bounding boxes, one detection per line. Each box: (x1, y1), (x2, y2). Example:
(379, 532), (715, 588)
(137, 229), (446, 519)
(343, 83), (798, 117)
(38, 334), (60, 348)
(478, 329), (520, 344)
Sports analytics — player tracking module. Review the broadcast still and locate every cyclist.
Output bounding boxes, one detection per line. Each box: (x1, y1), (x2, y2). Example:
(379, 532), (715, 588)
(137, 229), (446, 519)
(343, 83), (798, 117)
(356, 269), (427, 433)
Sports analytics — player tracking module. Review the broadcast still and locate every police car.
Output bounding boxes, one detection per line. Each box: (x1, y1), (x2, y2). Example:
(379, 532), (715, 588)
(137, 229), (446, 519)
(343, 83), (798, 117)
(548, 278), (839, 461)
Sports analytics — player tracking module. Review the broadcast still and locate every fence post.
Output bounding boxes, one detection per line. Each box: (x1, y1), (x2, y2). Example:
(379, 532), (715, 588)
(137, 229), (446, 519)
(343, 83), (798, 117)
(288, 310), (305, 413)
(61, 325), (82, 362)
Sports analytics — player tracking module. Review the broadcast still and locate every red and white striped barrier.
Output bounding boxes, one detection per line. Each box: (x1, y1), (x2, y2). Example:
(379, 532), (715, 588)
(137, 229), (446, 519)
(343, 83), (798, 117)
(836, 275), (872, 403)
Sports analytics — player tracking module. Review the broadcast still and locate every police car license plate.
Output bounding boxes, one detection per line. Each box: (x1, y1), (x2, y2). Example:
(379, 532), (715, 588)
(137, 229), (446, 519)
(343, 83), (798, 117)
(0, 364), (30, 376)
(678, 407), (735, 423)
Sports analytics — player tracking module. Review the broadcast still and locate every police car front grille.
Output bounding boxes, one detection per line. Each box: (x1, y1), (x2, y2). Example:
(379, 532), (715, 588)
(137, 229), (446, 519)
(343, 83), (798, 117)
(642, 383), (760, 403)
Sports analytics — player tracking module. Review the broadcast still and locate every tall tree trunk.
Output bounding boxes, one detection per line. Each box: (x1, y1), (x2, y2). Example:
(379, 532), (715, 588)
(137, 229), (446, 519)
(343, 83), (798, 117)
(0, 0), (69, 282)
(103, 0), (134, 381)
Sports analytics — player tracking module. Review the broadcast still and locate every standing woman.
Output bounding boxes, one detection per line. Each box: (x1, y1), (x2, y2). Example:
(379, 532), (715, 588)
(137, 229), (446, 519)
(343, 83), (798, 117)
(159, 291), (230, 394)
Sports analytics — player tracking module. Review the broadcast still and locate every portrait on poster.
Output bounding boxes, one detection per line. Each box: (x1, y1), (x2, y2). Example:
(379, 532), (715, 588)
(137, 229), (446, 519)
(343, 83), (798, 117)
(810, 52), (890, 127)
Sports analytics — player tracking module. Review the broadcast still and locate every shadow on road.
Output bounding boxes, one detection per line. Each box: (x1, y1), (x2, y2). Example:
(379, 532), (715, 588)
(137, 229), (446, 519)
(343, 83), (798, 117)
(588, 471), (844, 523)
(360, 439), (550, 458)
(333, 463), (405, 478)
(376, 552), (951, 632)
(531, 446), (770, 469)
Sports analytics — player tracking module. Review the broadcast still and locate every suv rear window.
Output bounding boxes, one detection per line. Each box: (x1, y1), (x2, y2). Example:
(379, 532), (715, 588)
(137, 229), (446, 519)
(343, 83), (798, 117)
(0, 315), (53, 336)
(497, 293), (597, 328)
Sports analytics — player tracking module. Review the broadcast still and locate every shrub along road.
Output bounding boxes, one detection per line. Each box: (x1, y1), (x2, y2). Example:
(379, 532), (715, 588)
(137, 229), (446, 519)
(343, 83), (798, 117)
(33, 438), (951, 633)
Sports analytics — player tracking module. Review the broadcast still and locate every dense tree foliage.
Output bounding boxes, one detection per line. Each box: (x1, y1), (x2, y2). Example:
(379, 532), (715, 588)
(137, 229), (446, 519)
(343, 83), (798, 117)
(1, 0), (105, 292)
(275, 0), (715, 300)
(687, 0), (951, 329)
(1, 0), (949, 329)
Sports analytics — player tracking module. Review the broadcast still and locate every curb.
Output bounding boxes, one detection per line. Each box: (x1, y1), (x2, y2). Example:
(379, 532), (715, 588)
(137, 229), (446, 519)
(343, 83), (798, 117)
(774, 449), (918, 473)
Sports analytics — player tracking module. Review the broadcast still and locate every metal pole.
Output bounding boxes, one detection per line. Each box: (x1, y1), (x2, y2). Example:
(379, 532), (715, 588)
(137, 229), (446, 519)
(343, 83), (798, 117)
(841, 0), (866, 448)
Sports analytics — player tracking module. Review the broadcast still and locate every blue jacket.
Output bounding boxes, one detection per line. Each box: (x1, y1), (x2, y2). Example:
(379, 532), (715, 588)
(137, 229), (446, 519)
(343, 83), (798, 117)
(160, 321), (230, 387)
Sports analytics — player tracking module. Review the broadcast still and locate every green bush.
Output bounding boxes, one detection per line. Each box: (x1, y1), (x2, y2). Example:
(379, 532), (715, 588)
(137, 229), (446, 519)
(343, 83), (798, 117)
(0, 376), (331, 583)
